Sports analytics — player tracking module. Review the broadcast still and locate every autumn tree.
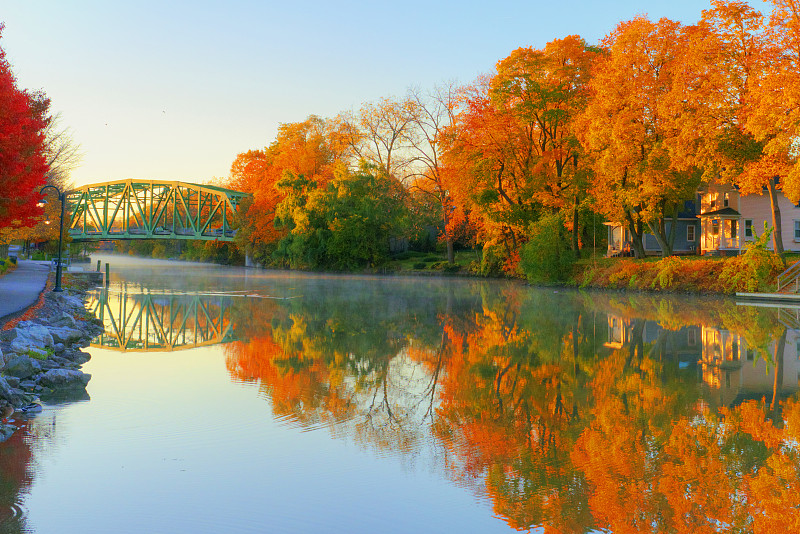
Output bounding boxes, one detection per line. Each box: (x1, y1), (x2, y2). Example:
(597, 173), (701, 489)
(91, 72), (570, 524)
(679, 2), (785, 254)
(330, 97), (416, 178)
(228, 115), (340, 264)
(445, 36), (598, 270)
(745, 0), (800, 255)
(582, 17), (698, 258)
(0, 24), (49, 230)
(3, 93), (83, 254)
(274, 165), (410, 270)
(405, 83), (461, 263)
(229, 148), (281, 260)
(491, 36), (598, 256)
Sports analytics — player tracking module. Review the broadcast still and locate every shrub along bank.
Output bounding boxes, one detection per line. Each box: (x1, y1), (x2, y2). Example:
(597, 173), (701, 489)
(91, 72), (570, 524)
(519, 222), (787, 294)
(561, 246), (783, 296)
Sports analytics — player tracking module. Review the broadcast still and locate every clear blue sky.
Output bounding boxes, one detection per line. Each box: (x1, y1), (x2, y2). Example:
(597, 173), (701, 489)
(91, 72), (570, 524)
(1, 0), (772, 188)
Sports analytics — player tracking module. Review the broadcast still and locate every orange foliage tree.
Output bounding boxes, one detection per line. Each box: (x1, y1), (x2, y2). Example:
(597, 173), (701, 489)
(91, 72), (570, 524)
(745, 0), (800, 254)
(445, 36), (598, 270)
(582, 17), (699, 258)
(228, 115), (341, 263)
(684, 1), (788, 254)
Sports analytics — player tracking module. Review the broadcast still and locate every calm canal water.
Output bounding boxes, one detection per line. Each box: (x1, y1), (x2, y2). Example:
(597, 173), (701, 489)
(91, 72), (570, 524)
(1, 255), (799, 533)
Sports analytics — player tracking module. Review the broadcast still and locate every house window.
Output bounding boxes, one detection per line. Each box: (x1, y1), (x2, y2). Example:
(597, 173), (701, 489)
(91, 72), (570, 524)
(795, 220), (800, 241)
(688, 328), (697, 346)
(723, 192), (729, 207)
(710, 195), (716, 209)
(687, 225), (695, 242)
(745, 219), (753, 239)
(712, 220), (719, 236)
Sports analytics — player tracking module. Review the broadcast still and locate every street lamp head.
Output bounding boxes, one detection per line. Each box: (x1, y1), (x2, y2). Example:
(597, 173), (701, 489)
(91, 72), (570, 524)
(39, 184), (63, 200)
(37, 183), (66, 293)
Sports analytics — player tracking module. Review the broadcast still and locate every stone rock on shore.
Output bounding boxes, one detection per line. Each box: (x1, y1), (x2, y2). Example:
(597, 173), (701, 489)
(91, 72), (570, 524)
(0, 285), (104, 444)
(38, 369), (91, 390)
(49, 312), (78, 329)
(2, 323), (54, 355)
(61, 349), (91, 365)
(0, 376), (16, 402)
(49, 326), (84, 345)
(4, 356), (42, 379)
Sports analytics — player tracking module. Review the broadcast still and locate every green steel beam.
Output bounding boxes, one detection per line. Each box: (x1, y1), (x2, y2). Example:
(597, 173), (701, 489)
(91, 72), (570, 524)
(66, 179), (250, 242)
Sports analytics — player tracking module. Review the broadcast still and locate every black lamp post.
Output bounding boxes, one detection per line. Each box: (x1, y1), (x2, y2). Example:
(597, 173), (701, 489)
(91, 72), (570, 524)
(39, 185), (65, 292)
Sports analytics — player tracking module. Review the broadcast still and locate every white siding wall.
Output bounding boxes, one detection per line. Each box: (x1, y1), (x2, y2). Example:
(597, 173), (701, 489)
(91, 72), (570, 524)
(739, 194), (800, 252)
(700, 184), (739, 213)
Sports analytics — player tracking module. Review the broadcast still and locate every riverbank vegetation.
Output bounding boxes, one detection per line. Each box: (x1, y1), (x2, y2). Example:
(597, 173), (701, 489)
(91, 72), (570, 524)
(528, 226), (786, 294)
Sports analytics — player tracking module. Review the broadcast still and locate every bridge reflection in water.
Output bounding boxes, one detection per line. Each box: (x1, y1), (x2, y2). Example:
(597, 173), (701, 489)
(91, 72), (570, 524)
(86, 288), (235, 352)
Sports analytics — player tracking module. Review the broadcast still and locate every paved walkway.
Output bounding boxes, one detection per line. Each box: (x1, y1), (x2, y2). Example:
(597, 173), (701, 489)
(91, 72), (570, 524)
(0, 260), (51, 322)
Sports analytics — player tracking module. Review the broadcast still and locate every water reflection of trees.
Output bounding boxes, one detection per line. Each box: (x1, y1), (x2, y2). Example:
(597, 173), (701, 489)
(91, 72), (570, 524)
(0, 420), (32, 533)
(224, 282), (800, 532)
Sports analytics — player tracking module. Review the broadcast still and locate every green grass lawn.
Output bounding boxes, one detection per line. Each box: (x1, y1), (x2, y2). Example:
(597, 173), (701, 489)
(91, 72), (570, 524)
(388, 249), (482, 273)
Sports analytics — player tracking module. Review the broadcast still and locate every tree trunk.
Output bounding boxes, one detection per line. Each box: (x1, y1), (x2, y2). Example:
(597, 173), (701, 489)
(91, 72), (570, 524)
(771, 327), (787, 422)
(647, 220), (672, 257)
(667, 205), (678, 253)
(767, 177), (785, 257)
(624, 210), (646, 258)
(443, 204), (454, 264)
(646, 206), (679, 257)
(572, 195), (580, 259)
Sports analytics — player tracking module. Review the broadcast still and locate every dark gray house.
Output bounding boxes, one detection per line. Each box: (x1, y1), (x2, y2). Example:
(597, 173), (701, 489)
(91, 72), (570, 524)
(605, 200), (700, 256)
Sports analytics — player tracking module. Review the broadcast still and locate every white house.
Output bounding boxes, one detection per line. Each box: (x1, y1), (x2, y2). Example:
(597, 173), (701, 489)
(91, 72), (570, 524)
(698, 183), (800, 255)
(605, 184), (800, 257)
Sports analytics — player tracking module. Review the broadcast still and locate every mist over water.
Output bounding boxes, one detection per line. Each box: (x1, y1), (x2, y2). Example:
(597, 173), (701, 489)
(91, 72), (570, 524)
(1, 255), (798, 533)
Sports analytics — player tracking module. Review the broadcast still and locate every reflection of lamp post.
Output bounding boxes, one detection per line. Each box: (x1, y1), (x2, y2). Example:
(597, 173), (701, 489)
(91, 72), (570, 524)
(39, 185), (65, 292)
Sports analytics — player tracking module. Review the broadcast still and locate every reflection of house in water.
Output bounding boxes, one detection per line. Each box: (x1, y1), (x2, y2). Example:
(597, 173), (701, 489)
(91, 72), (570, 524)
(604, 315), (630, 349)
(604, 315), (702, 371)
(603, 311), (799, 408)
(699, 323), (800, 408)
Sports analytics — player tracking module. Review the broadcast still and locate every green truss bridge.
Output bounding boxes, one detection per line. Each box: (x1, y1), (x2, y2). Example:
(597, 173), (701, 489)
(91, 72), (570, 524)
(66, 179), (250, 241)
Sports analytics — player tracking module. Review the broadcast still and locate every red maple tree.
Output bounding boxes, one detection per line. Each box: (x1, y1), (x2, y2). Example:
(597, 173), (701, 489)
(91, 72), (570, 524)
(0, 24), (48, 229)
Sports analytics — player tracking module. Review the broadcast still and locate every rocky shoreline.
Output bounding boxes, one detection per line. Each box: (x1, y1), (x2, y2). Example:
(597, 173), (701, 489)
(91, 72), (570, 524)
(0, 285), (103, 441)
